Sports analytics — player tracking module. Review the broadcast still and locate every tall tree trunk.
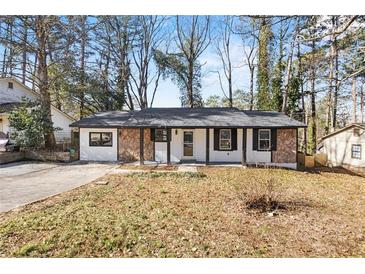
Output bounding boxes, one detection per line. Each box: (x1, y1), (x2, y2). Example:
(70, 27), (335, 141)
(32, 54), (37, 90)
(360, 83), (364, 123)
(228, 62), (233, 107)
(256, 18), (271, 110)
(249, 65), (255, 110)
(21, 19), (28, 84)
(332, 41), (339, 129)
(188, 58), (194, 108)
(2, 20), (10, 76)
(79, 16), (87, 118)
(282, 36), (295, 113)
(352, 76), (357, 123)
(8, 18), (14, 76)
(297, 38), (307, 153)
(310, 39), (317, 155)
(35, 16), (56, 148)
(327, 16), (339, 132)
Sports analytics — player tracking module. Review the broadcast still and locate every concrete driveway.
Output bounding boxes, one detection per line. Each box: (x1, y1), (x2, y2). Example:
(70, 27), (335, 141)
(0, 161), (117, 213)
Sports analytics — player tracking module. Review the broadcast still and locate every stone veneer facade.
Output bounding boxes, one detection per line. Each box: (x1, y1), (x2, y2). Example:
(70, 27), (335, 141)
(272, 128), (297, 163)
(119, 128), (153, 161)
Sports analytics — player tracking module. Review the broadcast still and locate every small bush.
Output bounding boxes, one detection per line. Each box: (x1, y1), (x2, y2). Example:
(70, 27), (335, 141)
(243, 176), (286, 212)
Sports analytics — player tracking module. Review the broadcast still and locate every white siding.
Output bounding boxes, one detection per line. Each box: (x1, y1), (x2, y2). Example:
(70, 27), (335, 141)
(246, 128), (271, 163)
(51, 107), (73, 142)
(79, 128), (118, 161)
(323, 127), (365, 167)
(0, 78), (74, 143)
(0, 79), (36, 103)
(209, 128), (242, 162)
(0, 114), (10, 134)
(155, 142), (167, 163)
(154, 128), (274, 164)
(169, 128), (206, 162)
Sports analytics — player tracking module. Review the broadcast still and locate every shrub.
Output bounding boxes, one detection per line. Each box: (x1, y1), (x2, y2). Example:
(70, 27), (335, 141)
(243, 175), (286, 212)
(8, 100), (59, 149)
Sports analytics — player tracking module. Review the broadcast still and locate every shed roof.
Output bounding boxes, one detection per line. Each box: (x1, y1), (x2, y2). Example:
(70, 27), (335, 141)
(70, 107), (306, 128)
(320, 123), (365, 141)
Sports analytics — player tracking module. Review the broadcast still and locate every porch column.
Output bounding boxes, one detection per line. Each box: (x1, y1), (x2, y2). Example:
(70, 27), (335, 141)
(167, 128), (171, 165)
(139, 128), (144, 165)
(206, 128), (210, 164)
(242, 128), (247, 165)
(117, 128), (120, 161)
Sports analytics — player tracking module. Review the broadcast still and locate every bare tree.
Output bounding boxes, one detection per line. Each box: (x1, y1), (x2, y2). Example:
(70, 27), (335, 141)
(129, 16), (166, 109)
(237, 16), (258, 110)
(175, 15), (210, 107)
(216, 16), (234, 107)
(282, 17), (300, 113)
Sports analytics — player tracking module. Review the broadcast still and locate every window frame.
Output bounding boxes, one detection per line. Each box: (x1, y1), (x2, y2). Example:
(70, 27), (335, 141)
(89, 132), (113, 147)
(353, 128), (360, 137)
(8, 82), (13, 89)
(219, 129), (232, 151)
(258, 129), (271, 151)
(154, 129), (168, 142)
(351, 144), (361, 159)
(183, 131), (194, 157)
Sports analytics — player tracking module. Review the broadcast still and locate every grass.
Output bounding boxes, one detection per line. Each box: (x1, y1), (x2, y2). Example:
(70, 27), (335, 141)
(0, 167), (365, 257)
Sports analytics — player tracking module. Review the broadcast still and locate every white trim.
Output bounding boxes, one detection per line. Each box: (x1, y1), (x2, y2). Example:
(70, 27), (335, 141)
(219, 129), (231, 150)
(0, 77), (75, 122)
(182, 130), (194, 159)
(258, 129), (271, 151)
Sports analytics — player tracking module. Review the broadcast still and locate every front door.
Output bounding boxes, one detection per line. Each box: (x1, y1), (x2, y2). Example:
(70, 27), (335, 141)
(183, 131), (194, 158)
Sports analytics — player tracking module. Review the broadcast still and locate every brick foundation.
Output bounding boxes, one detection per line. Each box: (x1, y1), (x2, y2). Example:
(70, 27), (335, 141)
(119, 128), (153, 162)
(272, 129), (297, 163)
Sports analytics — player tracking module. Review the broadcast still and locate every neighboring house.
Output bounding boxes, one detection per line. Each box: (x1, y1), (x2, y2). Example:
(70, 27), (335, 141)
(0, 77), (75, 143)
(70, 108), (306, 169)
(320, 123), (365, 168)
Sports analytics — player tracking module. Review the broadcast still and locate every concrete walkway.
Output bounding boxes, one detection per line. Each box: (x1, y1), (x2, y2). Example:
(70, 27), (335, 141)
(177, 165), (198, 173)
(0, 161), (117, 213)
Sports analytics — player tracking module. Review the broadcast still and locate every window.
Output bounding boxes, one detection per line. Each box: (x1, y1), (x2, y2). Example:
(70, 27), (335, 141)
(352, 144), (361, 159)
(8, 82), (13, 89)
(354, 128), (360, 137)
(219, 129), (231, 150)
(89, 132), (112, 147)
(154, 129), (168, 142)
(258, 129), (271, 150)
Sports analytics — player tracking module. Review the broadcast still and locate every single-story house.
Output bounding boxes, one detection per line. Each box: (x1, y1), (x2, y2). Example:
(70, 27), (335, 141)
(0, 77), (75, 144)
(70, 107), (305, 169)
(320, 123), (365, 168)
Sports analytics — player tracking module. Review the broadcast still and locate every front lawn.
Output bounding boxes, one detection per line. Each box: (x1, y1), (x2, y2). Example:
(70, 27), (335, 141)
(0, 167), (364, 257)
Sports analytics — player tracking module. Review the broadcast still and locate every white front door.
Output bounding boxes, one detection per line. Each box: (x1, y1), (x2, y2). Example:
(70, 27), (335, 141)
(182, 131), (194, 159)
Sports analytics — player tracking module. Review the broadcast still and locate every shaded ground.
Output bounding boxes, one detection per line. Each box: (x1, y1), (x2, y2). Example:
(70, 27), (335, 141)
(0, 167), (364, 257)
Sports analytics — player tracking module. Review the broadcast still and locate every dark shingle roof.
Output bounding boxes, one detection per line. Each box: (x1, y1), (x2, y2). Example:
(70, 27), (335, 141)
(70, 107), (306, 128)
(0, 102), (26, 113)
(69, 111), (133, 127)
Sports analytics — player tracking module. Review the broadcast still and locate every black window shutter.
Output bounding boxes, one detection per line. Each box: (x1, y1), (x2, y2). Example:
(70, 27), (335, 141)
(231, 128), (237, 150)
(271, 128), (277, 151)
(253, 128), (258, 150)
(214, 129), (219, 150)
(150, 128), (155, 141)
(167, 128), (171, 141)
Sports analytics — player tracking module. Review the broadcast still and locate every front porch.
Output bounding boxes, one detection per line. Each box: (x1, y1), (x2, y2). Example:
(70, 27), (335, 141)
(117, 127), (298, 169)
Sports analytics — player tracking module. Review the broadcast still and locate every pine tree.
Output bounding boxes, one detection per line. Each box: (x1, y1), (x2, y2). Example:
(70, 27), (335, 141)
(256, 18), (273, 110)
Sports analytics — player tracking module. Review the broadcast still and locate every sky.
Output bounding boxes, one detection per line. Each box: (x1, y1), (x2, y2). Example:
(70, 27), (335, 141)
(145, 16), (253, 107)
(150, 35), (250, 107)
